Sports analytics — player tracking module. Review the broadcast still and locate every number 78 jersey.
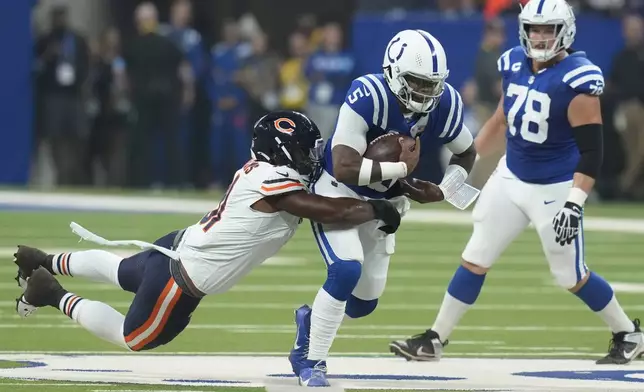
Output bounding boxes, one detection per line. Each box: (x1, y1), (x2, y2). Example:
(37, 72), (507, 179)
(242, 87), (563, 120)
(499, 46), (604, 185)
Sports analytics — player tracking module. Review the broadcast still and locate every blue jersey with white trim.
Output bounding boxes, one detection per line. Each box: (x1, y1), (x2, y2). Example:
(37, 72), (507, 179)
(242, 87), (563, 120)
(499, 46), (604, 184)
(323, 73), (464, 198)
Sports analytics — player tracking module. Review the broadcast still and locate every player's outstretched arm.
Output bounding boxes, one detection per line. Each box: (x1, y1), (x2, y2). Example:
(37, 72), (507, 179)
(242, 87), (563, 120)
(264, 191), (401, 231)
(474, 95), (507, 158)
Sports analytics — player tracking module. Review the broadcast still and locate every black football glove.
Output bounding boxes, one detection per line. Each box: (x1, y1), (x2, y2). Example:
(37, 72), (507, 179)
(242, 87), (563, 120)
(552, 201), (582, 246)
(367, 199), (401, 234)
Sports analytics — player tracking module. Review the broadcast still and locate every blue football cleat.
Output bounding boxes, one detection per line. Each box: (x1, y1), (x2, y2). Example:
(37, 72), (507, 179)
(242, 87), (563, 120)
(298, 361), (330, 387)
(288, 304), (312, 376)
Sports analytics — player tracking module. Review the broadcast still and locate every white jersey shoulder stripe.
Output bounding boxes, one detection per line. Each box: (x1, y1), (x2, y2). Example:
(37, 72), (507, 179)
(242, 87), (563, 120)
(364, 74), (389, 129)
(356, 76), (380, 126)
(439, 84), (457, 138)
(569, 73), (604, 89)
(562, 64), (602, 83)
(498, 48), (513, 72)
(448, 88), (463, 138)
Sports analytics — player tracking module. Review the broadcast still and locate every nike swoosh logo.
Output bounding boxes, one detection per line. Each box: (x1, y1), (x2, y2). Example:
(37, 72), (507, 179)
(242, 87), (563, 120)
(544, 200), (556, 205)
(416, 346), (431, 357)
(276, 172), (289, 177)
(623, 348), (637, 360)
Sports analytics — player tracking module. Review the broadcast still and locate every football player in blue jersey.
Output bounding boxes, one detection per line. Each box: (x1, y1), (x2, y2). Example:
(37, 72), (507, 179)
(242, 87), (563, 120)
(389, 0), (643, 365)
(288, 29), (478, 386)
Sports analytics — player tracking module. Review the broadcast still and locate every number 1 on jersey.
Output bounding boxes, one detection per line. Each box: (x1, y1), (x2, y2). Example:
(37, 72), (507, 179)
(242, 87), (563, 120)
(506, 83), (551, 144)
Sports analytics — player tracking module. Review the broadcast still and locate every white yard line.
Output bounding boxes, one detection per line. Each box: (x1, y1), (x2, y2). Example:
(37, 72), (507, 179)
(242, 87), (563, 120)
(0, 323), (614, 333)
(1, 190), (644, 233)
(1, 301), (643, 313)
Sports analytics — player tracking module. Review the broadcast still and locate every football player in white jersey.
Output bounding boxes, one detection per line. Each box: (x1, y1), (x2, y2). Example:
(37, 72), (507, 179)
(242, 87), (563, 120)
(12, 110), (402, 353)
(289, 30), (478, 386)
(390, 0), (643, 365)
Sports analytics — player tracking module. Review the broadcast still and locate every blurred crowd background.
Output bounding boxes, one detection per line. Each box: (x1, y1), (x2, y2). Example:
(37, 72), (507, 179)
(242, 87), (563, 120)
(2, 0), (643, 201)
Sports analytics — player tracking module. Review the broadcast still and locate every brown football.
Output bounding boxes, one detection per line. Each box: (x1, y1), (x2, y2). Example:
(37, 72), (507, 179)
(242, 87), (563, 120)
(364, 133), (416, 162)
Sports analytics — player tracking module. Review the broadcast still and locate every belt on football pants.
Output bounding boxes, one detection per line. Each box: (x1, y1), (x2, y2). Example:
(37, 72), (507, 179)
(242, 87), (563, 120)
(169, 229), (207, 299)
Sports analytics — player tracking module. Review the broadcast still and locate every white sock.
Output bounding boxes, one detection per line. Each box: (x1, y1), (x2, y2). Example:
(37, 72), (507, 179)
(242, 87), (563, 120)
(307, 288), (346, 361)
(59, 292), (129, 350)
(597, 295), (635, 334)
(51, 250), (123, 286)
(431, 292), (471, 341)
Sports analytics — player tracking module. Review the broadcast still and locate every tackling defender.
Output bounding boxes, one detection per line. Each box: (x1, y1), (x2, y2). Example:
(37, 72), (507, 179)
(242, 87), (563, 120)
(289, 30), (478, 386)
(389, 0), (643, 365)
(13, 110), (402, 353)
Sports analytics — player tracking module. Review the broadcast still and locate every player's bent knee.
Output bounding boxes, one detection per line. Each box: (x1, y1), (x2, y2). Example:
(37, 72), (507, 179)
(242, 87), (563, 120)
(551, 270), (580, 290)
(345, 295), (378, 319)
(323, 260), (362, 301)
(461, 259), (490, 274)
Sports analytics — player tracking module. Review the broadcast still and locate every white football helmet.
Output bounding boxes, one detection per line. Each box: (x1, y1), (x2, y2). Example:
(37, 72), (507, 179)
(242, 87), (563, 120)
(519, 0), (576, 62)
(382, 29), (449, 114)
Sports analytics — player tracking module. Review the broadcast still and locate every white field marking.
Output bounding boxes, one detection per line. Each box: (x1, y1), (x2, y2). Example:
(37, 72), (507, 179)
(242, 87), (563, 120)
(3, 282), (638, 296)
(610, 282), (644, 293)
(265, 385), (345, 392)
(488, 346), (594, 352)
(0, 384), (113, 387)
(0, 266), (587, 281)
(92, 390), (204, 392)
(0, 350), (611, 358)
(0, 323), (614, 333)
(3, 301), (644, 314)
(1, 282), (643, 296)
(2, 190), (644, 233)
(0, 248), (304, 267)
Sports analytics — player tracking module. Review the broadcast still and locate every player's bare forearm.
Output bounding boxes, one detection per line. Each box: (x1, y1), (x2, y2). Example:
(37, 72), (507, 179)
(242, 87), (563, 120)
(572, 172), (595, 195)
(474, 96), (507, 158)
(268, 191), (375, 225)
(449, 144), (476, 174)
(332, 145), (382, 185)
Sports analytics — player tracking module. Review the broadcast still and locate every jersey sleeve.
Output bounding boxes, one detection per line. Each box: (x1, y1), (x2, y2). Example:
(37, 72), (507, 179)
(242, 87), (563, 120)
(497, 47), (519, 79)
(562, 62), (605, 96)
(331, 75), (387, 154)
(433, 83), (464, 144)
(343, 75), (390, 130)
(256, 165), (307, 197)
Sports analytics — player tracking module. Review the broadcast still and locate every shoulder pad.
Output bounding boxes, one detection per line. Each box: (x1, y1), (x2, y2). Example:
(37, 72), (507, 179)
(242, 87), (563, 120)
(435, 83), (464, 142)
(562, 60), (605, 96)
(253, 163), (306, 197)
(344, 74), (390, 129)
(497, 46), (524, 78)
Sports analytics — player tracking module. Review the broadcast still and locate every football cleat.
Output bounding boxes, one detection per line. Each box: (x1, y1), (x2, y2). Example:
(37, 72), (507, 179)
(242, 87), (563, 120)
(298, 361), (329, 387)
(16, 267), (65, 317)
(597, 319), (644, 364)
(15, 295), (38, 318)
(288, 304), (313, 376)
(15, 271), (28, 289)
(389, 329), (447, 361)
(14, 245), (52, 287)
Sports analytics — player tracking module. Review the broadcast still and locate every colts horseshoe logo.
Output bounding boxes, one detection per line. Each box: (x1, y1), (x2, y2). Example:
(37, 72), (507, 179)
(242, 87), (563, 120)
(387, 37), (408, 63)
(273, 118), (296, 134)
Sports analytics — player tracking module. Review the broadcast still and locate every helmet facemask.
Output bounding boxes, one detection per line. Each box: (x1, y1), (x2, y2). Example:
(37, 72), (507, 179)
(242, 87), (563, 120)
(520, 21), (567, 62)
(392, 71), (448, 113)
(277, 136), (325, 184)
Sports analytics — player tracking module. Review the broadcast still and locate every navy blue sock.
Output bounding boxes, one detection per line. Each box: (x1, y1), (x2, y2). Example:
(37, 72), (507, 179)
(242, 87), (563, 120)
(574, 272), (613, 312)
(447, 265), (486, 305)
